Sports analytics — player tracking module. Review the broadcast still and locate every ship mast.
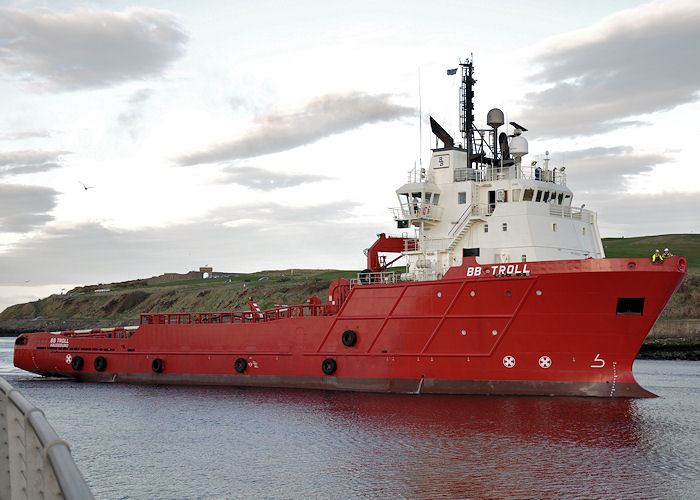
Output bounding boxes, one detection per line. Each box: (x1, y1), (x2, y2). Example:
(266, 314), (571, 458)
(459, 58), (475, 166)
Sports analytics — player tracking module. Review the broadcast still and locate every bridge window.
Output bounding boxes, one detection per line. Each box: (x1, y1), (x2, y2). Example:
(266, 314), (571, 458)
(458, 192), (467, 204)
(523, 188), (534, 201)
(512, 188), (521, 201)
(433, 193), (440, 205)
(563, 194), (572, 206)
(558, 193), (564, 204)
(535, 190), (542, 202)
(543, 191), (550, 202)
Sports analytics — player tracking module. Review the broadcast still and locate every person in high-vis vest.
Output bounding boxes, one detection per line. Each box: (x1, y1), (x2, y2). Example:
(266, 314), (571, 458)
(651, 249), (663, 263)
(662, 248), (673, 258)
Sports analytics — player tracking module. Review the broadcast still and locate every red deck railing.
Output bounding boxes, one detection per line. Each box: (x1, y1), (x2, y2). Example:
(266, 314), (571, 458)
(61, 327), (135, 339)
(139, 303), (330, 326)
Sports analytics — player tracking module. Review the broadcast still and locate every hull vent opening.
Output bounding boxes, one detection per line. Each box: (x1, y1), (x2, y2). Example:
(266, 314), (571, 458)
(616, 297), (645, 315)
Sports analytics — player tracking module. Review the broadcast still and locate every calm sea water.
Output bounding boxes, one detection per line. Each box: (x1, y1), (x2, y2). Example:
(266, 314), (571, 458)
(1, 337), (698, 499)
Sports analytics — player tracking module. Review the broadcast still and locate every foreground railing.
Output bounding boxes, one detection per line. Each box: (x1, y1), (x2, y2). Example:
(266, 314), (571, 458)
(0, 377), (93, 500)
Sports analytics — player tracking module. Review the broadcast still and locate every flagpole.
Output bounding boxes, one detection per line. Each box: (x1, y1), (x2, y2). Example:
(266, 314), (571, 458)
(418, 66), (422, 171)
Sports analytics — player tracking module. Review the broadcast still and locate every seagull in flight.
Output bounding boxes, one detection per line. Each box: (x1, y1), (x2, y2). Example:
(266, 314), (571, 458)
(79, 181), (95, 190)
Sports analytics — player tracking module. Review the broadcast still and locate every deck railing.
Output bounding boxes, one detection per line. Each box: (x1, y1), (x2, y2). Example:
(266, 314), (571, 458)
(350, 271), (399, 288)
(140, 303), (330, 326)
(0, 377), (93, 500)
(549, 205), (585, 220)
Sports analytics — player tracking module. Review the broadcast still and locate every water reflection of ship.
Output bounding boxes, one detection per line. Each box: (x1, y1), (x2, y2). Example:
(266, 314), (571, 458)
(313, 392), (661, 498)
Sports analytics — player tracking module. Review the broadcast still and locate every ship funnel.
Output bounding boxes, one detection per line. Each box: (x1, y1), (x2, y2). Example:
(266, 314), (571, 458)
(487, 108), (505, 129)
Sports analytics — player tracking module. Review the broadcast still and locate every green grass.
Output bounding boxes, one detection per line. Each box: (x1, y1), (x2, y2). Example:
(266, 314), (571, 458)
(313, 270), (360, 280)
(603, 234), (700, 270)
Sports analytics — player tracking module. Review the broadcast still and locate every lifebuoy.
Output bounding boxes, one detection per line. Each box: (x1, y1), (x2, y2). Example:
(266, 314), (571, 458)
(94, 356), (107, 372)
(234, 357), (247, 374)
(152, 358), (164, 373)
(71, 356), (84, 371)
(342, 330), (357, 347)
(422, 206), (430, 216)
(321, 358), (337, 375)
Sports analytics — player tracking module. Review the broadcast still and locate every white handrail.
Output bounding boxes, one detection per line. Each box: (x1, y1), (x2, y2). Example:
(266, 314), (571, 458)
(0, 377), (94, 500)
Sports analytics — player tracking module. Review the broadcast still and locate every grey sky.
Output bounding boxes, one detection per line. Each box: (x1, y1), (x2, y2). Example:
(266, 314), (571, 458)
(560, 146), (673, 192)
(521, 0), (700, 138)
(586, 191), (700, 237)
(116, 88), (156, 139)
(0, 7), (188, 91)
(0, 201), (369, 285)
(1, 1), (698, 313)
(0, 130), (55, 140)
(0, 150), (70, 178)
(0, 184), (58, 232)
(219, 166), (331, 191)
(177, 92), (414, 165)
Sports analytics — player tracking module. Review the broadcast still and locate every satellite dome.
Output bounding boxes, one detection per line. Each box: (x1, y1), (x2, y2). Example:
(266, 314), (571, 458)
(510, 135), (528, 157)
(487, 108), (504, 128)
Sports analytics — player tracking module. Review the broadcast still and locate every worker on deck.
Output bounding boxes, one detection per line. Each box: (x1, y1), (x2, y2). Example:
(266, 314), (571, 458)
(651, 249), (663, 263)
(662, 248), (673, 258)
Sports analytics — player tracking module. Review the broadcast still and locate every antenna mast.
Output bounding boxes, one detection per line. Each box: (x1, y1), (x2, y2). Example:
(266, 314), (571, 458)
(459, 57), (475, 166)
(418, 67), (422, 168)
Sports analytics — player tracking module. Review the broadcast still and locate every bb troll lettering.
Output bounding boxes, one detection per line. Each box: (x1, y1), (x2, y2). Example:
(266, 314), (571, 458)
(466, 264), (529, 277)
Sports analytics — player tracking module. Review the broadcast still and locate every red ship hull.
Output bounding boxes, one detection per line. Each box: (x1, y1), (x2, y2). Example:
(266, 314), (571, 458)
(14, 256), (687, 397)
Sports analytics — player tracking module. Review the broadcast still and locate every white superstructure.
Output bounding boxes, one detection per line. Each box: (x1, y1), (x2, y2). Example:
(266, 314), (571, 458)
(393, 59), (604, 282)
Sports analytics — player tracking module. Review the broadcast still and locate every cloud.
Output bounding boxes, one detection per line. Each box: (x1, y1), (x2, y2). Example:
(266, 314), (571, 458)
(177, 92), (414, 165)
(0, 130), (55, 140)
(0, 7), (188, 91)
(520, 0), (700, 138)
(219, 166), (331, 191)
(0, 184), (59, 232)
(117, 88), (155, 139)
(0, 150), (70, 177)
(590, 191), (700, 237)
(0, 201), (372, 286)
(559, 146), (673, 192)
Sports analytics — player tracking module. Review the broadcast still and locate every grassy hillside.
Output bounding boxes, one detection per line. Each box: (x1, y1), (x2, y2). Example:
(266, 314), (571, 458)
(0, 269), (350, 324)
(603, 233), (699, 270)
